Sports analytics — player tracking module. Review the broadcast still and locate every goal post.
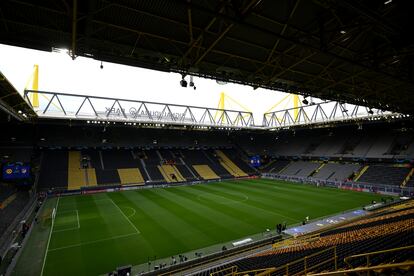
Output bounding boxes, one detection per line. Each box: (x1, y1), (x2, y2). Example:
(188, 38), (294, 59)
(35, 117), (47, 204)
(40, 207), (57, 229)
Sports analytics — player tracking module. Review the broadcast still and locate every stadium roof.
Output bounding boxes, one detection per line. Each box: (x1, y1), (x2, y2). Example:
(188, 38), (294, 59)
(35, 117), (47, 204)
(0, 0), (413, 114)
(0, 71), (36, 121)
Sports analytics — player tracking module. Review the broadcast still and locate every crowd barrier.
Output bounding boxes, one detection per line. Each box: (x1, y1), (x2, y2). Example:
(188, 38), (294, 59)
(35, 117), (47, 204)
(262, 174), (414, 196)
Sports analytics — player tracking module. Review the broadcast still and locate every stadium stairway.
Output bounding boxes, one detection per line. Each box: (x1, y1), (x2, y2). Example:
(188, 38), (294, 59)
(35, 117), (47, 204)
(357, 165), (410, 186)
(179, 157), (199, 180)
(260, 160), (276, 171)
(279, 161), (321, 177)
(67, 151), (97, 190)
(67, 151), (86, 190)
(138, 158), (152, 181)
(310, 162), (327, 177)
(193, 203), (414, 276)
(401, 168), (414, 187)
(158, 164), (186, 182)
(276, 161), (292, 174)
(192, 165), (220, 180)
(0, 193), (16, 210)
(117, 168), (145, 185)
(353, 165), (369, 181)
(85, 168), (97, 186)
(215, 150), (248, 177)
(201, 151), (232, 179)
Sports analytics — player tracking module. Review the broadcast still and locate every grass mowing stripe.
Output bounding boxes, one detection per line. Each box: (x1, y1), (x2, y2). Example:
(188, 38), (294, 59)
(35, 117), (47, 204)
(159, 188), (252, 238)
(217, 180), (375, 220)
(199, 182), (300, 223)
(183, 186), (260, 231)
(224, 181), (327, 211)
(76, 210), (80, 228)
(118, 191), (191, 252)
(41, 196), (60, 276)
(24, 179), (383, 276)
(53, 210), (81, 233)
(212, 184), (302, 221)
(234, 180), (353, 207)
(157, 188), (239, 237)
(108, 198), (140, 234)
(146, 189), (227, 243)
(258, 179), (354, 196)
(134, 190), (213, 244)
(48, 233), (139, 252)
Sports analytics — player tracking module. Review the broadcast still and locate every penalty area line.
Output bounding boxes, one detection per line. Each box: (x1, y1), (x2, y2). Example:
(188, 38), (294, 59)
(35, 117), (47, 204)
(40, 196), (60, 276)
(76, 210), (80, 229)
(48, 232), (138, 252)
(52, 209), (80, 233)
(109, 198), (141, 234)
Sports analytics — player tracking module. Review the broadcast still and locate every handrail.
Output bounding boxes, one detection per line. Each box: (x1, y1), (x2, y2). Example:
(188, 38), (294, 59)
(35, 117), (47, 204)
(401, 168), (414, 187)
(272, 233), (320, 249)
(255, 267), (278, 276)
(209, 265), (237, 276)
(344, 244), (414, 268)
(23, 89), (256, 128)
(234, 267), (277, 276)
(156, 237), (276, 276)
(307, 261), (414, 275)
(268, 246), (337, 275)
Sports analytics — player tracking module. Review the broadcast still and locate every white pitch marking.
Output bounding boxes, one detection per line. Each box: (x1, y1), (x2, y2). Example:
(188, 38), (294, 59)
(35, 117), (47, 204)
(109, 198), (141, 234)
(48, 232), (138, 252)
(52, 210), (80, 233)
(41, 196), (60, 276)
(123, 206), (136, 218)
(196, 193), (249, 205)
(54, 227), (79, 233)
(75, 210), (80, 229)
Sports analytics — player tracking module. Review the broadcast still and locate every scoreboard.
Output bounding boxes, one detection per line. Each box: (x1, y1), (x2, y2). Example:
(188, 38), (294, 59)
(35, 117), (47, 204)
(249, 155), (261, 168)
(2, 163), (31, 180)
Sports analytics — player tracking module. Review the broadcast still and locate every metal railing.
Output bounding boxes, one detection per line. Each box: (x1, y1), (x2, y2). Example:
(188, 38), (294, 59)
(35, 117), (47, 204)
(307, 261), (414, 275)
(262, 101), (406, 128)
(234, 267), (276, 276)
(308, 245), (414, 276)
(23, 90), (409, 130)
(228, 246), (337, 276)
(209, 265), (237, 276)
(24, 90), (256, 129)
(344, 244), (414, 269)
(262, 173), (414, 195)
(276, 246), (337, 275)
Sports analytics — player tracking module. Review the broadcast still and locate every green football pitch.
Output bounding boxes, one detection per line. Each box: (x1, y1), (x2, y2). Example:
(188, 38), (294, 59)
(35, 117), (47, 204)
(14, 179), (384, 276)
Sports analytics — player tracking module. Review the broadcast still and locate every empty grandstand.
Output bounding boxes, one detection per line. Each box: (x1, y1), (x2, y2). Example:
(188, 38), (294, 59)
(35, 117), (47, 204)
(1, 0), (414, 275)
(194, 201), (414, 276)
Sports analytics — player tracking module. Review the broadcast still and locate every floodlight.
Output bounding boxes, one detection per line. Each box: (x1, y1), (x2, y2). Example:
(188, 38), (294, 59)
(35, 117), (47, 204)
(180, 79), (187, 87)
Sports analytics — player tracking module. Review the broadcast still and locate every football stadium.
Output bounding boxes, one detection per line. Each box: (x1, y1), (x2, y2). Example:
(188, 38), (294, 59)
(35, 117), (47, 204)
(0, 1), (414, 276)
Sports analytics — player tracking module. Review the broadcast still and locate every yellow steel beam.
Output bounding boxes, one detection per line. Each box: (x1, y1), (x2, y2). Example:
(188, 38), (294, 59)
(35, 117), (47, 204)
(32, 65), (39, 108)
(24, 65), (39, 108)
(264, 93), (290, 113)
(224, 93), (252, 112)
(293, 94), (299, 120)
(307, 261), (414, 276)
(214, 92), (225, 122)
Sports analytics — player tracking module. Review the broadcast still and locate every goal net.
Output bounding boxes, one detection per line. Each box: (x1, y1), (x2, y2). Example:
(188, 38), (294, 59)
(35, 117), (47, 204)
(40, 207), (56, 229)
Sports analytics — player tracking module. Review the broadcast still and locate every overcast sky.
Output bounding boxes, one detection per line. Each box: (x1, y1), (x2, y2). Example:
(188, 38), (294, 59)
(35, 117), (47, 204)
(0, 44), (300, 121)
